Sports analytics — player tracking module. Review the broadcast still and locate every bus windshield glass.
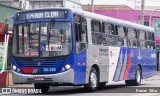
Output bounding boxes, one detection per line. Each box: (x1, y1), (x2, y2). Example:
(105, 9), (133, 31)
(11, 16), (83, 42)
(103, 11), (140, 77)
(13, 22), (72, 57)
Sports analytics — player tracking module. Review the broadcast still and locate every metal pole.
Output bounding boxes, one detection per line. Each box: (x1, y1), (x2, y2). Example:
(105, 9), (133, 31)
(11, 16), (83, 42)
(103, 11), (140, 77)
(91, 0), (94, 12)
(149, 11), (154, 27)
(140, 0), (145, 25)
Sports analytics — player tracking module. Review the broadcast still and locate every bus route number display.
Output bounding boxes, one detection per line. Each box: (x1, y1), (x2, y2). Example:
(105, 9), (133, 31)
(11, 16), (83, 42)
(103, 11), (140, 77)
(17, 10), (68, 20)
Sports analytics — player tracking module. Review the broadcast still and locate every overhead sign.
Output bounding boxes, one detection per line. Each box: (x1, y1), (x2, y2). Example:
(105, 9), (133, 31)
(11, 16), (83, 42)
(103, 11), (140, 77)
(17, 10), (68, 20)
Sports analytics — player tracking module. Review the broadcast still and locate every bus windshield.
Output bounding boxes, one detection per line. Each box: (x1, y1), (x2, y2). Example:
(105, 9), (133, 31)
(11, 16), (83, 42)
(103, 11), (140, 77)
(13, 22), (72, 57)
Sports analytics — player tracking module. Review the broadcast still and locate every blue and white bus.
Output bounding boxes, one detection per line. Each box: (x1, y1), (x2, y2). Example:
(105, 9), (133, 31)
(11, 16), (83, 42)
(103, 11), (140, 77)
(11, 8), (157, 92)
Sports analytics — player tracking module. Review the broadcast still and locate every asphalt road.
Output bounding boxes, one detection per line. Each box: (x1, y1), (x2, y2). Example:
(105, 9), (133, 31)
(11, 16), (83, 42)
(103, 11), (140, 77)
(1, 73), (160, 96)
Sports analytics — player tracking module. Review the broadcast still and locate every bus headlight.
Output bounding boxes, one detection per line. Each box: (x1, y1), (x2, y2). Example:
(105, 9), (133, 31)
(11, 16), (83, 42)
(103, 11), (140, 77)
(12, 65), (17, 70)
(65, 64), (71, 70)
(60, 64), (72, 72)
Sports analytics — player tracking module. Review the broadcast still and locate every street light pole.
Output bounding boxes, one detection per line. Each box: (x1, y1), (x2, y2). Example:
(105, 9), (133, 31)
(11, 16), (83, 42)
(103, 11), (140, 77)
(91, 0), (94, 12)
(149, 8), (160, 27)
(140, 0), (145, 25)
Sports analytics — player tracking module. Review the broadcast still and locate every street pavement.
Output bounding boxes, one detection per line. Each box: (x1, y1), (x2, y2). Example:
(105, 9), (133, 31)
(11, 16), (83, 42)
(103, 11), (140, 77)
(1, 71), (160, 96)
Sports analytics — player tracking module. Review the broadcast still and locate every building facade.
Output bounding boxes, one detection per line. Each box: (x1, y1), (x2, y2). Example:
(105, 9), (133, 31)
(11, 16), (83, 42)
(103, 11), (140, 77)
(0, 0), (82, 9)
(0, 4), (21, 87)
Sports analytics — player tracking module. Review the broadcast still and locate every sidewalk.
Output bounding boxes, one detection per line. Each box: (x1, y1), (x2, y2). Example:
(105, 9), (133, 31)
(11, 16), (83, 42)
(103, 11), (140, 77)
(144, 71), (160, 81)
(8, 84), (34, 87)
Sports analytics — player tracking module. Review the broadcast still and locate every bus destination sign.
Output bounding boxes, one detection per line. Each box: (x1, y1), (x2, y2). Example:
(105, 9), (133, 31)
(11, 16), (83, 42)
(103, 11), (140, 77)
(17, 10), (68, 20)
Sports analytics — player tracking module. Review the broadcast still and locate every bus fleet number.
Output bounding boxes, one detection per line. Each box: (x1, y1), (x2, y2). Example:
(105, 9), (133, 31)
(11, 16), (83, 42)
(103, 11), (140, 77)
(43, 68), (56, 72)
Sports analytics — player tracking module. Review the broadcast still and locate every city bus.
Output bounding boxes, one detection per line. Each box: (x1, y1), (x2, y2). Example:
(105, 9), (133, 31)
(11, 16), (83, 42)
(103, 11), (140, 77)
(11, 8), (157, 93)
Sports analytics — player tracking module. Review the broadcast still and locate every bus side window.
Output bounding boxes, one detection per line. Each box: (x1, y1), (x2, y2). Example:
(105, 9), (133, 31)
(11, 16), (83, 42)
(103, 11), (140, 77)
(138, 30), (147, 49)
(128, 28), (138, 48)
(116, 26), (127, 47)
(74, 15), (81, 42)
(102, 22), (116, 46)
(74, 15), (88, 54)
(91, 20), (102, 45)
(146, 32), (155, 49)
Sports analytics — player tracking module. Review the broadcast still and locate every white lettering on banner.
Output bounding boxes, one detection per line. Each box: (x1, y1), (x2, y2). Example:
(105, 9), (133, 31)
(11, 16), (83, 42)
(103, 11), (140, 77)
(27, 13), (43, 19)
(50, 11), (58, 17)
(46, 45), (62, 51)
(2, 88), (42, 94)
(26, 11), (59, 19)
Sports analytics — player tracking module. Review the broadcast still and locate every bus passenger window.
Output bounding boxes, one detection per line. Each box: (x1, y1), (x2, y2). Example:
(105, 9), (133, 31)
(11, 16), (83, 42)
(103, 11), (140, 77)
(91, 20), (102, 45)
(102, 22), (114, 35)
(107, 35), (116, 46)
(149, 42), (155, 49)
(133, 40), (138, 48)
(117, 38), (124, 46)
(102, 36), (107, 46)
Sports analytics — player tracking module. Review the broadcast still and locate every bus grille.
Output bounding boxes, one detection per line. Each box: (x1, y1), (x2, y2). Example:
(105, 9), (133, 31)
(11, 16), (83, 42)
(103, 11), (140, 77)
(17, 61), (57, 67)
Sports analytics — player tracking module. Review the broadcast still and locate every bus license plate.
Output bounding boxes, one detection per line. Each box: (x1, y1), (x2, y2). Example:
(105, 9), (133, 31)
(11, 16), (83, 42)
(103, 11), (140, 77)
(34, 77), (44, 81)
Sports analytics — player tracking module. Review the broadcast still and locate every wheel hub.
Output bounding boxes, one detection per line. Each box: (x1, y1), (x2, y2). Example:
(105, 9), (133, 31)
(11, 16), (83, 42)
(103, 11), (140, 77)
(90, 72), (97, 88)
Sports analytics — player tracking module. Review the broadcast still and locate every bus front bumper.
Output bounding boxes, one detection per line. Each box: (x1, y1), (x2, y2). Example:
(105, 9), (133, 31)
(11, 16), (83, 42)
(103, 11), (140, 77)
(12, 69), (75, 84)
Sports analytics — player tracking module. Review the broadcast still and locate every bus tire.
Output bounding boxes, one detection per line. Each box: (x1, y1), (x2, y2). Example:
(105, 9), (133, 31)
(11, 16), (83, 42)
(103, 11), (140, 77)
(125, 66), (141, 86)
(133, 66), (142, 86)
(34, 83), (49, 93)
(84, 67), (98, 91)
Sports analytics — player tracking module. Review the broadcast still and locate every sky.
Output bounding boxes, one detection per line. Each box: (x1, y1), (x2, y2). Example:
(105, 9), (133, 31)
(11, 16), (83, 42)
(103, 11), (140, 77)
(80, 0), (160, 7)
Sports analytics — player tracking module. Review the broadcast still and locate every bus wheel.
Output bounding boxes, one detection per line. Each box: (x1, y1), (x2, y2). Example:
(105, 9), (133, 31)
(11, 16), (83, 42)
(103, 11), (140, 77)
(125, 66), (141, 86)
(134, 66), (142, 86)
(84, 67), (98, 91)
(34, 83), (49, 93)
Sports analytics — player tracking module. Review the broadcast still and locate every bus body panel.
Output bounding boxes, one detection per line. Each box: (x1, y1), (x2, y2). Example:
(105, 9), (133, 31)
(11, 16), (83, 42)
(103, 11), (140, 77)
(85, 17), (109, 83)
(73, 50), (87, 85)
(108, 47), (157, 83)
(12, 69), (74, 84)
(86, 44), (109, 83)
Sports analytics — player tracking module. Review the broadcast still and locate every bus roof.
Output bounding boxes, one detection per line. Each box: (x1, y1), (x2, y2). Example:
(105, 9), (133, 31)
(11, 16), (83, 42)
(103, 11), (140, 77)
(70, 8), (155, 33)
(15, 8), (155, 33)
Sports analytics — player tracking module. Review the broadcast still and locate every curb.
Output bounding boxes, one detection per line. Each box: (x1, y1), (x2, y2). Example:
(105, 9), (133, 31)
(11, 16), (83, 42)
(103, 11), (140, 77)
(145, 78), (160, 81)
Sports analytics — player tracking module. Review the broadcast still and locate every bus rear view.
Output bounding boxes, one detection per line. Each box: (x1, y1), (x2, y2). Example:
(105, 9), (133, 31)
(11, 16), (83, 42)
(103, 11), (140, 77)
(12, 9), (74, 93)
